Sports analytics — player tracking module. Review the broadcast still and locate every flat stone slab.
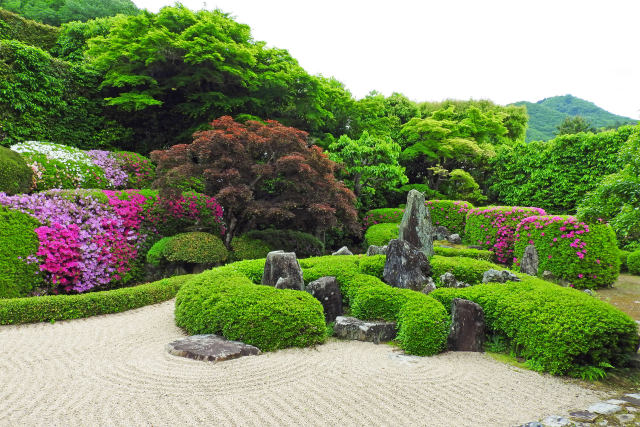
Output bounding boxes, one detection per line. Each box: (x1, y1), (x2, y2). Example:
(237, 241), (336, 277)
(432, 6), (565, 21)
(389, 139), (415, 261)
(587, 402), (622, 415)
(167, 334), (260, 362)
(616, 413), (635, 423)
(622, 395), (640, 406)
(605, 399), (627, 405)
(569, 410), (598, 422)
(333, 316), (396, 344)
(541, 415), (570, 426)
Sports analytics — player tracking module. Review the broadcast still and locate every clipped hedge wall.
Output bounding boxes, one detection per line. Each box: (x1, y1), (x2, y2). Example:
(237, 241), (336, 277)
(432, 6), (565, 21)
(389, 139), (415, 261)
(364, 223), (398, 247)
(0, 206), (41, 298)
(243, 229), (324, 257)
(0, 146), (32, 195)
(163, 232), (229, 265)
(431, 276), (639, 376)
(464, 206), (547, 263)
(0, 275), (190, 324)
(426, 200), (473, 236)
(231, 234), (272, 261)
(362, 208), (404, 228)
(514, 215), (620, 288)
(628, 250), (640, 275)
(434, 246), (493, 261)
(431, 256), (507, 286)
(175, 267), (327, 351)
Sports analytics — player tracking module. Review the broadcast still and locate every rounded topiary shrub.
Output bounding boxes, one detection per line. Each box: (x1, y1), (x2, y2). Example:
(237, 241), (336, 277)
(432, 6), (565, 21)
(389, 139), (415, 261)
(243, 229), (324, 257)
(0, 206), (41, 298)
(619, 250), (630, 273)
(362, 208), (404, 229)
(231, 235), (272, 261)
(426, 200), (473, 236)
(513, 215), (620, 288)
(162, 232), (229, 265)
(464, 206), (546, 264)
(628, 250), (640, 275)
(0, 146), (32, 195)
(146, 237), (173, 266)
(364, 223), (398, 247)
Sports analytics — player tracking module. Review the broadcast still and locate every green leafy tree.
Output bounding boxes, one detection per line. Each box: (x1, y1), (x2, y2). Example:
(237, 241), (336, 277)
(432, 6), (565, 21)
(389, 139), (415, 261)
(0, 0), (138, 26)
(327, 130), (408, 199)
(556, 115), (596, 135)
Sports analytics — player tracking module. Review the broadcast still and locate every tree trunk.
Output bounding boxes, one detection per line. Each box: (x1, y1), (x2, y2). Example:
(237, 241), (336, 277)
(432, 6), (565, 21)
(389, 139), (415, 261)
(224, 216), (238, 250)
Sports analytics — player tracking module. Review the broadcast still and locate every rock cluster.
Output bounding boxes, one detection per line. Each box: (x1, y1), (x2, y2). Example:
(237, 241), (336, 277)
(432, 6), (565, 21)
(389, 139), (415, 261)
(262, 251), (304, 290)
(482, 269), (521, 283)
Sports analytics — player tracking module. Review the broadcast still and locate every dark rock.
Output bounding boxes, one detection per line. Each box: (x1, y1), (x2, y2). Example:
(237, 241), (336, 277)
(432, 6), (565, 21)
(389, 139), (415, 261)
(383, 239), (432, 292)
(307, 276), (343, 322)
(398, 189), (434, 257)
(482, 269), (521, 283)
(421, 277), (436, 295)
(447, 233), (462, 244)
(366, 245), (387, 256)
(332, 246), (353, 256)
(542, 270), (555, 281)
(621, 394), (640, 406)
(448, 298), (485, 352)
(569, 411), (598, 423)
(262, 250), (304, 290)
(439, 272), (469, 288)
(433, 225), (451, 241)
(333, 316), (396, 344)
(520, 245), (539, 276)
(166, 334), (260, 362)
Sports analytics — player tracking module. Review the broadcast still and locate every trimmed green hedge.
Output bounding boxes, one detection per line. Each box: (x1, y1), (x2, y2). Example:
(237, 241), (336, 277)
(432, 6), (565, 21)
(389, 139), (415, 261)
(619, 250), (630, 273)
(0, 275), (191, 324)
(362, 208), (404, 228)
(163, 232), (229, 265)
(146, 237), (172, 266)
(243, 229), (324, 257)
(230, 234), (272, 261)
(426, 200), (473, 236)
(629, 250), (640, 275)
(513, 216), (620, 289)
(0, 146), (32, 195)
(0, 206), (41, 298)
(434, 246), (493, 261)
(364, 223), (398, 247)
(175, 266), (327, 351)
(431, 276), (639, 376)
(431, 256), (506, 286)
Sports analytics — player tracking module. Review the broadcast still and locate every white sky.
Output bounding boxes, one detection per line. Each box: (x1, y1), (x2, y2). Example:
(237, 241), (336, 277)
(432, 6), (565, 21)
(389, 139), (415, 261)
(132, 0), (640, 119)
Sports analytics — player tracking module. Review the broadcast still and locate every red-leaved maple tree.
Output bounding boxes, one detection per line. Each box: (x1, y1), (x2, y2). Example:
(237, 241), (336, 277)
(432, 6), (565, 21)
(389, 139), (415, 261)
(151, 116), (359, 248)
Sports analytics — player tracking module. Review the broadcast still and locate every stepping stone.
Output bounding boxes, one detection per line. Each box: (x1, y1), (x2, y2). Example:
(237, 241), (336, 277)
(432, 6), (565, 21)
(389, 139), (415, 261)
(616, 413), (635, 424)
(167, 334), (260, 362)
(605, 399), (627, 405)
(588, 402), (622, 415)
(626, 393), (640, 400)
(569, 410), (598, 422)
(518, 422), (543, 427)
(622, 394), (640, 406)
(541, 415), (570, 426)
(333, 316), (396, 344)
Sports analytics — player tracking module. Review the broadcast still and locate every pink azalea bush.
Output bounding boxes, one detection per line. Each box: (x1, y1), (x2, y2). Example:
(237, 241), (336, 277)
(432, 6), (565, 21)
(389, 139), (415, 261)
(463, 206), (547, 264)
(513, 215), (620, 289)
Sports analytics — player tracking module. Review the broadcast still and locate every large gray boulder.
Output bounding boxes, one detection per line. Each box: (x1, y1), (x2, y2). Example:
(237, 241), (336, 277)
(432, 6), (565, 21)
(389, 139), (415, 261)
(333, 316), (396, 344)
(366, 245), (387, 256)
(332, 246), (353, 256)
(433, 225), (450, 241)
(383, 239), (432, 292)
(307, 276), (343, 322)
(447, 234), (462, 245)
(439, 272), (469, 288)
(482, 269), (521, 284)
(262, 250), (304, 290)
(520, 245), (539, 276)
(448, 299), (485, 352)
(398, 189), (434, 258)
(166, 335), (260, 362)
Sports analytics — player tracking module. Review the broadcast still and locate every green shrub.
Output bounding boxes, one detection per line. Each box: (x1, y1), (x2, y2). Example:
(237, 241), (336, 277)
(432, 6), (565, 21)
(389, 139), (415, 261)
(513, 216), (620, 288)
(175, 268), (327, 351)
(431, 276), (639, 376)
(363, 208), (404, 228)
(113, 151), (155, 188)
(364, 223), (398, 246)
(0, 146), (32, 195)
(0, 275), (191, 324)
(162, 232), (228, 265)
(431, 255), (505, 286)
(358, 255), (386, 278)
(434, 246), (493, 261)
(146, 237), (173, 266)
(243, 229), (324, 257)
(0, 9), (60, 52)
(0, 206), (41, 298)
(619, 250), (630, 273)
(464, 206), (547, 264)
(628, 250), (640, 275)
(231, 234), (272, 261)
(426, 200), (473, 236)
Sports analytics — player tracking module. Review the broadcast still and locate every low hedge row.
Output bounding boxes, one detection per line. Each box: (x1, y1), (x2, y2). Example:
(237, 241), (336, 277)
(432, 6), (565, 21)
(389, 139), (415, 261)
(426, 200), (473, 236)
(431, 256), (506, 286)
(243, 229), (325, 258)
(431, 276), (638, 376)
(514, 216), (620, 289)
(364, 223), (399, 247)
(0, 275), (191, 325)
(629, 250), (640, 275)
(433, 246), (493, 261)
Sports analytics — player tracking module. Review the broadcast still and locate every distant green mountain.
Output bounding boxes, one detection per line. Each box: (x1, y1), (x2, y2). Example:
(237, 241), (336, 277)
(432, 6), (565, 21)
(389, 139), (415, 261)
(512, 95), (636, 142)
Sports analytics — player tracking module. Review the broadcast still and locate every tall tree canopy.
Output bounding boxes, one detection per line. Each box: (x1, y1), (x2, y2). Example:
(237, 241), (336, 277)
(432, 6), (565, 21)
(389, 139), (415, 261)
(151, 116), (359, 247)
(555, 115), (596, 135)
(0, 0), (138, 26)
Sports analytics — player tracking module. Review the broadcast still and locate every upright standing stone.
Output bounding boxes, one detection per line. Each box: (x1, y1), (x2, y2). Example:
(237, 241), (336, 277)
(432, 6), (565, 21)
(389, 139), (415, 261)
(332, 246), (353, 256)
(307, 276), (343, 322)
(399, 189), (434, 258)
(520, 245), (539, 276)
(262, 251), (304, 290)
(383, 239), (432, 291)
(448, 298), (485, 352)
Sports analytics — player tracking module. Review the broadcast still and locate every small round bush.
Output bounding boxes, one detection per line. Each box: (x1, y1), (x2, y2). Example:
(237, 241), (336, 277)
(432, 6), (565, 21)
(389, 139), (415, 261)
(362, 208), (404, 229)
(426, 200), (473, 236)
(231, 234), (272, 261)
(628, 250), (640, 275)
(0, 206), (41, 298)
(163, 232), (229, 265)
(146, 237), (173, 266)
(364, 223), (398, 246)
(0, 146), (32, 195)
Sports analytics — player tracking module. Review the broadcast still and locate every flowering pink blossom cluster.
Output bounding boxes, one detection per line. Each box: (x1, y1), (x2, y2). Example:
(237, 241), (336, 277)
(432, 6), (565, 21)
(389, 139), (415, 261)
(87, 150), (129, 188)
(469, 206), (547, 264)
(362, 209), (403, 229)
